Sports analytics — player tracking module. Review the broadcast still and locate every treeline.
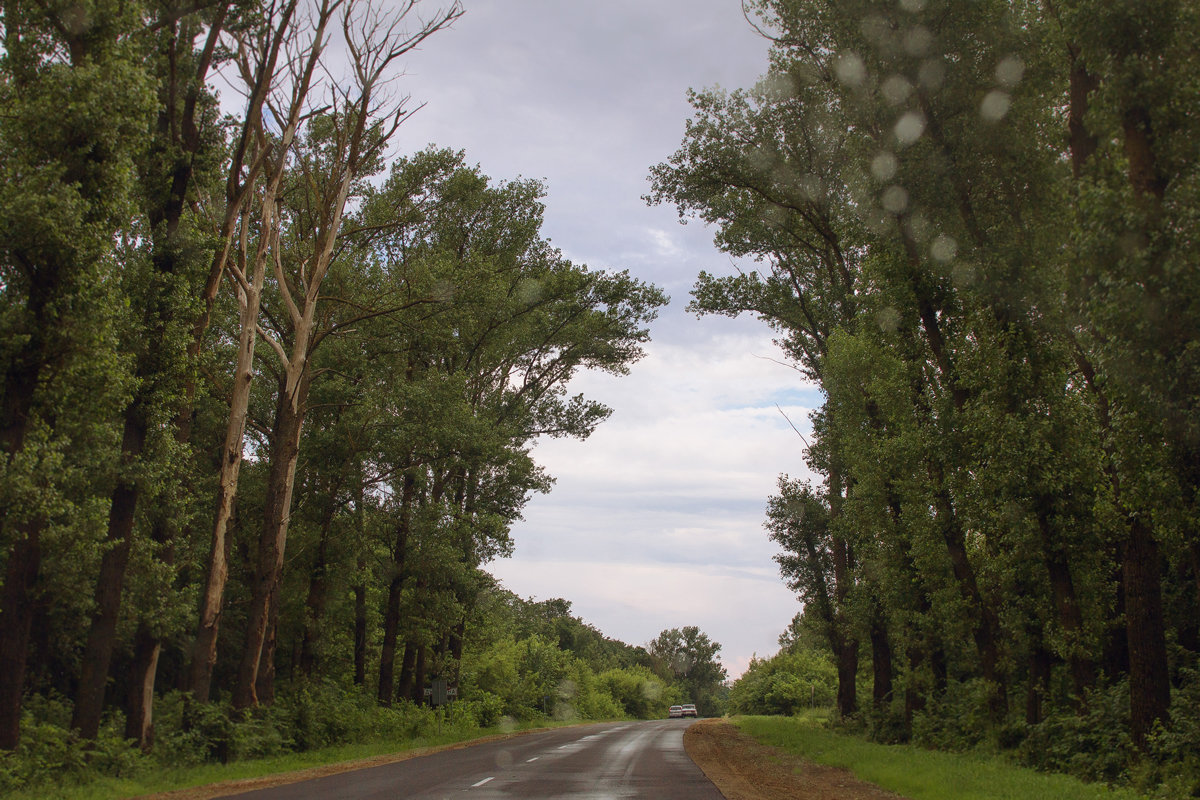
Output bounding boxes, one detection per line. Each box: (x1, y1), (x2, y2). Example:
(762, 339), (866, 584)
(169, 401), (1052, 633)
(0, 0), (670, 775)
(650, 0), (1200, 792)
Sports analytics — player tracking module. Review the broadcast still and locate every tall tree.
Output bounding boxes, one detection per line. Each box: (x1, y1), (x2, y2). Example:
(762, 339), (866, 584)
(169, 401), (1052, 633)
(0, 0), (155, 748)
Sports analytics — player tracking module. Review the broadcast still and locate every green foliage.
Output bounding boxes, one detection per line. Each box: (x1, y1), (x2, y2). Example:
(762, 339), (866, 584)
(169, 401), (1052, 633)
(0, 694), (138, 793)
(651, 0), (1200, 791)
(1016, 682), (1135, 785)
(597, 666), (671, 719)
(729, 647), (838, 716)
(646, 626), (729, 716)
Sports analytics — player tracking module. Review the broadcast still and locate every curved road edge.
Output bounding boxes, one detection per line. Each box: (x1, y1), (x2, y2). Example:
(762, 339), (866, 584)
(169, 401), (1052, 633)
(134, 723), (587, 800)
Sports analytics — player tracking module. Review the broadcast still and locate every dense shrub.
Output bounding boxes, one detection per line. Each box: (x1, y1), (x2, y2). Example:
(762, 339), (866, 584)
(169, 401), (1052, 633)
(909, 679), (994, 753)
(728, 648), (837, 716)
(1016, 681), (1135, 784)
(598, 666), (671, 718)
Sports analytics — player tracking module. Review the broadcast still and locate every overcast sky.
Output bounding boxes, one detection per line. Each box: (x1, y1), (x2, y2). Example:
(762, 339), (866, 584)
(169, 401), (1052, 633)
(388, 0), (821, 678)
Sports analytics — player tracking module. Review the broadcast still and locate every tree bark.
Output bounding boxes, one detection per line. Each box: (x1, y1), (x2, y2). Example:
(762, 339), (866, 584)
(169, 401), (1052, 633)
(0, 526), (40, 750)
(232, 368), (310, 709)
(72, 404), (148, 738)
(397, 642), (418, 703)
(298, 495), (338, 677)
(1124, 516), (1170, 748)
(1035, 510), (1096, 705)
(187, 201), (273, 702)
(125, 623), (162, 750)
(870, 603), (893, 709)
(377, 472), (416, 705)
(353, 562), (368, 687)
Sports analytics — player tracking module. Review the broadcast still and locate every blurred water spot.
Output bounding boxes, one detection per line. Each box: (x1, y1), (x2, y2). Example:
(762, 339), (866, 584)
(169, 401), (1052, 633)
(995, 56), (1024, 88)
(881, 74), (914, 105)
(981, 90), (1011, 121)
(872, 151), (898, 180)
(931, 234), (958, 262)
(882, 185), (909, 214)
(836, 52), (867, 86)
(894, 111), (926, 144)
(904, 26), (933, 56)
(877, 306), (902, 334)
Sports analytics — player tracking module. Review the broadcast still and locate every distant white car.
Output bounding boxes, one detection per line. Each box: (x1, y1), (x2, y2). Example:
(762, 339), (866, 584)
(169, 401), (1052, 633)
(668, 705), (683, 718)
(680, 703), (697, 718)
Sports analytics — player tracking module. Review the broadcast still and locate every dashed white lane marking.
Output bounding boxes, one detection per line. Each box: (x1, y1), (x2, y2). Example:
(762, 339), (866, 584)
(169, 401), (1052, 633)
(471, 777), (494, 787)
(526, 756), (539, 762)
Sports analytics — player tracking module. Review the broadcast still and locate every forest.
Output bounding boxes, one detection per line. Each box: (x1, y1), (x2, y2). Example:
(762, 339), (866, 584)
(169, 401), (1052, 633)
(650, 0), (1200, 794)
(0, 0), (749, 792)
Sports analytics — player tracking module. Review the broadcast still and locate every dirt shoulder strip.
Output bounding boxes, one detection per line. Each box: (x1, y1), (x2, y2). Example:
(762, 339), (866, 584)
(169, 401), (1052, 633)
(683, 718), (908, 800)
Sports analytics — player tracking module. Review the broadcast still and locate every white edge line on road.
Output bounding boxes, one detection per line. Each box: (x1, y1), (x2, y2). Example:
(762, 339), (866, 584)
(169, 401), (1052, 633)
(526, 756), (539, 762)
(472, 777), (495, 787)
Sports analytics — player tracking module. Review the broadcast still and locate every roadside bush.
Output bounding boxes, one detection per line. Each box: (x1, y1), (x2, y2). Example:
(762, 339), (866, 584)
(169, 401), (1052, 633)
(598, 666), (667, 718)
(450, 692), (505, 729)
(1134, 670), (1200, 797)
(910, 679), (992, 752)
(0, 693), (141, 793)
(1016, 681), (1134, 784)
(728, 648), (836, 716)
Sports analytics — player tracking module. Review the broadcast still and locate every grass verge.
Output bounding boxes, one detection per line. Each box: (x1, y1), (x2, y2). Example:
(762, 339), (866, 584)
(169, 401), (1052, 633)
(733, 715), (1149, 800)
(5, 718), (590, 800)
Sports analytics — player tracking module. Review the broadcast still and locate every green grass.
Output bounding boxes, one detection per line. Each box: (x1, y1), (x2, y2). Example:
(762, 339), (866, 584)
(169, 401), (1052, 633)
(4, 718), (587, 800)
(733, 715), (1150, 800)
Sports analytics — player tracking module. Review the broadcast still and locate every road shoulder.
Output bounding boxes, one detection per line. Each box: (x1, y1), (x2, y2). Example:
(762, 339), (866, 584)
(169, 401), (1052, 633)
(683, 718), (907, 800)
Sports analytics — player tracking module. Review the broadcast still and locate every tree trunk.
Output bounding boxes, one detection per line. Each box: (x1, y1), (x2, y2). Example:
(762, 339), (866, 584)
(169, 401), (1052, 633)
(0, 526), (40, 750)
(827, 468), (858, 718)
(0, 300), (52, 749)
(377, 472), (416, 705)
(1036, 510), (1096, 705)
(870, 604), (893, 709)
(397, 642), (417, 703)
(412, 645), (428, 705)
(298, 499), (337, 677)
(1103, 553), (1129, 680)
(932, 478), (1006, 717)
(377, 573), (404, 707)
(256, 587), (280, 705)
(187, 216), (270, 702)
(1026, 639), (1052, 727)
(72, 404), (148, 738)
(125, 623), (162, 750)
(233, 368), (309, 709)
(1124, 516), (1170, 748)
(353, 564), (367, 687)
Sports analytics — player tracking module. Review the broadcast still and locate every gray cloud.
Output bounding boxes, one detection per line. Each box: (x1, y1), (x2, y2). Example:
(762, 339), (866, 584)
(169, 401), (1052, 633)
(391, 0), (812, 674)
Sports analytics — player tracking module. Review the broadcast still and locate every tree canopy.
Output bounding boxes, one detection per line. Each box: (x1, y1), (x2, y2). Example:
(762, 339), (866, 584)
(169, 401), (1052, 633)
(653, 0), (1200, 791)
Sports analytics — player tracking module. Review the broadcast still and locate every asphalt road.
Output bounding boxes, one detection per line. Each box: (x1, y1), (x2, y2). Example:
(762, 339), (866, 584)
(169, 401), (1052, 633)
(224, 718), (725, 799)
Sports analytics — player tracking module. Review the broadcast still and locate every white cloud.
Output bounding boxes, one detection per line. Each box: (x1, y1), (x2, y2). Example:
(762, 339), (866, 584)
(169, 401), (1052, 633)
(490, 318), (820, 675)
(387, 1), (802, 675)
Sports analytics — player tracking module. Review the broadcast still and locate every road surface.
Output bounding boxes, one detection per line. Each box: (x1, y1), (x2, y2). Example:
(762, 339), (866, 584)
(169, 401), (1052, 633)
(224, 719), (724, 799)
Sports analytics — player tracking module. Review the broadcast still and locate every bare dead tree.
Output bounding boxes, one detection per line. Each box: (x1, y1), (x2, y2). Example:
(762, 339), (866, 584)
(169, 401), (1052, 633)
(186, 0), (338, 701)
(230, 0), (463, 709)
